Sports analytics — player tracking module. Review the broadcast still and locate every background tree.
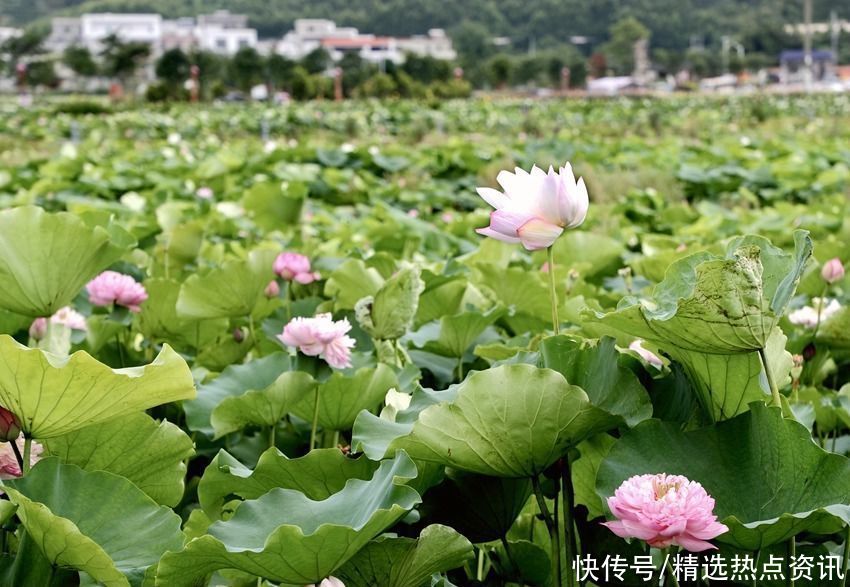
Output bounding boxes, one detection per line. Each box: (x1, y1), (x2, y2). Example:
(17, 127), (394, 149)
(400, 54), (451, 85)
(301, 47), (331, 74)
(63, 45), (97, 77)
(1, 29), (46, 76)
(155, 48), (190, 94)
(601, 17), (650, 75)
(100, 34), (151, 90)
(337, 52), (375, 96)
(486, 54), (513, 89)
(265, 53), (296, 93)
(188, 50), (226, 99)
(229, 46), (264, 92)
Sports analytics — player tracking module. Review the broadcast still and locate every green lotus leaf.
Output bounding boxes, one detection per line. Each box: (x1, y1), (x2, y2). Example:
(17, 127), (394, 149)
(210, 371), (316, 438)
(335, 524), (473, 587)
(184, 352), (294, 438)
(666, 327), (791, 421)
(355, 265), (425, 340)
(176, 250), (275, 319)
(137, 278), (227, 349)
(419, 469), (532, 543)
(3, 459), (184, 587)
(356, 364), (613, 477)
(817, 306), (850, 349)
(0, 335), (195, 439)
(198, 447), (379, 520)
(155, 451), (421, 586)
(590, 231), (812, 354)
(472, 264), (552, 332)
(241, 181), (306, 230)
(290, 363), (398, 432)
(539, 336), (652, 427)
(597, 403), (850, 550)
(42, 412), (194, 506)
(325, 258), (385, 311)
(0, 206), (135, 317)
(411, 306), (507, 358)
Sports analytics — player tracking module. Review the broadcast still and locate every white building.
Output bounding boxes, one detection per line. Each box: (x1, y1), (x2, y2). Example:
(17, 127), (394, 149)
(277, 19), (455, 64)
(46, 10), (257, 56)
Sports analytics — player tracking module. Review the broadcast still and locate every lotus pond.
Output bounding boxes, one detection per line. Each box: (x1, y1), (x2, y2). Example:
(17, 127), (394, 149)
(0, 94), (849, 586)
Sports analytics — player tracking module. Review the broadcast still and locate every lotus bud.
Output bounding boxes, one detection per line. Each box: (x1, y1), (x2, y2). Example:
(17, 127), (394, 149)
(264, 280), (280, 298)
(822, 258), (845, 284)
(0, 407), (21, 442)
(233, 327), (246, 343)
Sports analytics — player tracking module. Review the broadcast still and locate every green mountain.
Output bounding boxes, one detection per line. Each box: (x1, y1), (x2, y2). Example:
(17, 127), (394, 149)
(1, 0), (845, 55)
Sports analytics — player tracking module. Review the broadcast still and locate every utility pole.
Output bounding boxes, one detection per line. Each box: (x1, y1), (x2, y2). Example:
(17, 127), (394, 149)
(803, 0), (813, 91)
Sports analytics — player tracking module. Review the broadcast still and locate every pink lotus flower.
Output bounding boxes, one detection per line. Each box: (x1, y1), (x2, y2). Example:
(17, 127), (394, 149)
(0, 436), (43, 479)
(274, 252), (321, 284)
(822, 258), (845, 284)
(0, 408), (20, 442)
(603, 473), (728, 552)
(278, 313), (356, 369)
(29, 306), (88, 340)
(86, 271), (148, 313)
(629, 340), (663, 370)
(476, 163), (588, 250)
(196, 186), (214, 200)
(264, 280), (281, 298)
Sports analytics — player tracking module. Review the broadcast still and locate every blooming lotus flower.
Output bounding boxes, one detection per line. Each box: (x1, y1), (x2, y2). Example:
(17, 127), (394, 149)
(274, 252), (321, 284)
(788, 298), (841, 328)
(476, 163), (589, 250)
(603, 473), (728, 552)
(86, 271), (148, 313)
(0, 436), (43, 479)
(628, 340), (664, 370)
(278, 313), (356, 369)
(822, 258), (845, 284)
(29, 306), (88, 340)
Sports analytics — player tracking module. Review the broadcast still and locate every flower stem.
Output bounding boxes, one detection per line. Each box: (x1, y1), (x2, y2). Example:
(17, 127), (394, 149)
(841, 526), (850, 587)
(269, 424), (276, 449)
(547, 246), (560, 335)
(758, 347), (782, 408)
(662, 548), (680, 587)
(332, 430), (340, 449)
(9, 440), (23, 472)
(22, 437), (32, 475)
(789, 535), (797, 587)
(309, 386), (321, 451)
(532, 475), (561, 587)
(561, 458), (578, 587)
(813, 284), (828, 339)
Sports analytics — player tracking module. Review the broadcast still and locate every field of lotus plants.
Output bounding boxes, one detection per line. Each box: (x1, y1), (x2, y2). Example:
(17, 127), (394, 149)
(0, 93), (849, 586)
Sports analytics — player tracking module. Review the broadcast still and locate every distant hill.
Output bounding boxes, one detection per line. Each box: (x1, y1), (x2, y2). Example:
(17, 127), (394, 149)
(1, 0), (845, 55)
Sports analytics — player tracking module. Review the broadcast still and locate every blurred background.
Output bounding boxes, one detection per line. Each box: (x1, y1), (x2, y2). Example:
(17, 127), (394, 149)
(0, 0), (848, 101)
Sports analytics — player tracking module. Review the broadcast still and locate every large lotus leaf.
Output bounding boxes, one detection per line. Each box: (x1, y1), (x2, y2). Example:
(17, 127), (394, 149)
(590, 231), (812, 354)
(355, 265), (425, 340)
(136, 278), (226, 348)
(335, 524), (473, 587)
(666, 327), (790, 421)
(472, 264), (552, 327)
(3, 459), (184, 587)
(0, 335), (195, 439)
(42, 412), (194, 506)
(198, 447), (379, 520)
(176, 250), (275, 319)
(597, 403), (850, 550)
(325, 258), (385, 311)
(210, 371), (316, 438)
(184, 352), (294, 437)
(241, 181), (306, 230)
(410, 306), (507, 358)
(419, 469), (532, 543)
(352, 384), (457, 461)
(290, 364), (398, 432)
(155, 452), (421, 586)
(355, 364), (613, 477)
(0, 206), (135, 317)
(539, 335), (652, 427)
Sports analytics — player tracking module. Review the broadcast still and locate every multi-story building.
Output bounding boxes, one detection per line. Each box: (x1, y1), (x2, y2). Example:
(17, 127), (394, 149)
(46, 10), (257, 56)
(277, 19), (455, 64)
